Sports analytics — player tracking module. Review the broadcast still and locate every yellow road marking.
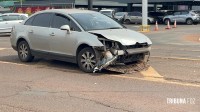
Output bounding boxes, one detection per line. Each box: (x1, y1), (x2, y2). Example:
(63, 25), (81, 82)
(0, 48), (12, 51)
(111, 75), (200, 88)
(152, 48), (200, 52)
(0, 61), (29, 66)
(151, 56), (200, 61)
(141, 66), (163, 78)
(111, 66), (200, 88)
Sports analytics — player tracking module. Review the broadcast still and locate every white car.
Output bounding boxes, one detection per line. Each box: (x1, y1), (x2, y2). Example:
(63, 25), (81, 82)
(10, 9), (152, 73)
(99, 9), (115, 18)
(0, 13), (28, 34)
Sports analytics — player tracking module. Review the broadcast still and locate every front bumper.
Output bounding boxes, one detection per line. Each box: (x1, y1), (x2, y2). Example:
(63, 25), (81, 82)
(115, 47), (151, 56)
(93, 47), (151, 72)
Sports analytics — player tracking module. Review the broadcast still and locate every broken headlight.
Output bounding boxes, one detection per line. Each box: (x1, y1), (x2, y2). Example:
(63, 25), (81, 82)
(98, 38), (121, 51)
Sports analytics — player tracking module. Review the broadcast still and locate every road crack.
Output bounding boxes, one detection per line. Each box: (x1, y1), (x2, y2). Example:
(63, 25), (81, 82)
(0, 104), (40, 112)
(67, 92), (134, 112)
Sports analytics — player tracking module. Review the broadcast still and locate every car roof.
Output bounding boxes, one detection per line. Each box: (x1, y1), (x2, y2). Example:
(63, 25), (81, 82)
(100, 9), (114, 11)
(39, 9), (96, 14)
(2, 13), (28, 16)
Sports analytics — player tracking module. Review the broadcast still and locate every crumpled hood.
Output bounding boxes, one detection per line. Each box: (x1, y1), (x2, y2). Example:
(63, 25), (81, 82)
(89, 29), (152, 45)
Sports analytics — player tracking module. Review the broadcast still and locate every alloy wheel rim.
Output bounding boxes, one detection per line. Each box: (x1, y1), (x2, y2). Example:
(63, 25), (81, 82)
(19, 44), (28, 59)
(81, 51), (96, 70)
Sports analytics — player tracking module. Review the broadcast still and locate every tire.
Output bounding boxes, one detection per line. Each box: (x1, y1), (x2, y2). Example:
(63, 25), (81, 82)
(125, 19), (131, 24)
(164, 19), (170, 25)
(77, 47), (97, 73)
(17, 41), (34, 62)
(186, 19), (193, 25)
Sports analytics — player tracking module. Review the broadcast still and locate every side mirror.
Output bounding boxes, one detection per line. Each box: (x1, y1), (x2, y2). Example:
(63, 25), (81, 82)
(60, 25), (71, 34)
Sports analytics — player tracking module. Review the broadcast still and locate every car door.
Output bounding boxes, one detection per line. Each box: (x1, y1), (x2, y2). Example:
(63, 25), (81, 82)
(27, 13), (53, 53)
(179, 11), (188, 23)
(135, 12), (142, 23)
(49, 13), (81, 57)
(0, 15), (9, 29)
(171, 12), (181, 22)
(129, 12), (138, 23)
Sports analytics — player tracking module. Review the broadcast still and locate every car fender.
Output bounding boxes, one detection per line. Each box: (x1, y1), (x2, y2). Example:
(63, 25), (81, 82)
(73, 32), (104, 56)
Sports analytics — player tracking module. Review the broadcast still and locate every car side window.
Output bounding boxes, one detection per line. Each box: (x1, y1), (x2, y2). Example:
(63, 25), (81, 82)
(32, 13), (52, 27)
(70, 21), (81, 32)
(19, 15), (27, 20)
(52, 14), (70, 29)
(52, 13), (80, 31)
(135, 12), (142, 17)
(181, 11), (188, 15)
(174, 12), (181, 15)
(24, 16), (35, 25)
(2, 15), (9, 21)
(8, 15), (20, 21)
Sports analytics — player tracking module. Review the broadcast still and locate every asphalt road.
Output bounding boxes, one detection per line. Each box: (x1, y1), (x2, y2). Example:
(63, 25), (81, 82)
(0, 24), (200, 112)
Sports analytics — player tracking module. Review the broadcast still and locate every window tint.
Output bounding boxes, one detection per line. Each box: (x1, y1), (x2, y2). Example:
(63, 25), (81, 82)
(8, 15), (20, 21)
(51, 14), (70, 28)
(128, 13), (134, 16)
(181, 11), (188, 15)
(25, 16), (35, 25)
(2, 15), (9, 21)
(174, 12), (181, 15)
(135, 12), (142, 16)
(19, 15), (27, 20)
(70, 21), (81, 31)
(32, 13), (52, 27)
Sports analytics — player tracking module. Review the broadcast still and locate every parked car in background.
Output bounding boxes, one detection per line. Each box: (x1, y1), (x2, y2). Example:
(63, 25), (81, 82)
(99, 9), (115, 18)
(114, 12), (127, 23)
(124, 12), (155, 24)
(10, 9), (152, 73)
(0, 13), (28, 34)
(148, 11), (167, 23)
(163, 10), (200, 25)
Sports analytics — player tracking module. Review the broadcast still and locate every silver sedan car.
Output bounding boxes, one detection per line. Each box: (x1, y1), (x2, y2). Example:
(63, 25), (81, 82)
(10, 9), (152, 73)
(0, 13), (28, 34)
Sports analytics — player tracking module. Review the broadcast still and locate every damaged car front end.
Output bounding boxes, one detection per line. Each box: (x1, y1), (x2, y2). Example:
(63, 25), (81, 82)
(91, 32), (151, 73)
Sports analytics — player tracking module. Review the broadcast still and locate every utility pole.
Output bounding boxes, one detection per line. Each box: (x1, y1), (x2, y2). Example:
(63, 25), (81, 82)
(88, 0), (93, 10)
(142, 0), (148, 26)
(20, 0), (22, 7)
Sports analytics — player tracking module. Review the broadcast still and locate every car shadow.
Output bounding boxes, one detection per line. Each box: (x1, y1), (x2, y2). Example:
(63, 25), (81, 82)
(0, 55), (124, 75)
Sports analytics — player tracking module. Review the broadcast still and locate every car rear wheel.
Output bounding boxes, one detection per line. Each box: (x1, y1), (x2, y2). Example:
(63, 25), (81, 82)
(77, 47), (97, 73)
(186, 19), (193, 25)
(17, 41), (34, 62)
(125, 19), (131, 24)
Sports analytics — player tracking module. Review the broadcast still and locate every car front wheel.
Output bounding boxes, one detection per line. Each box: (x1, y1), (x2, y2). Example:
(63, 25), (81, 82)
(17, 41), (34, 62)
(77, 47), (97, 73)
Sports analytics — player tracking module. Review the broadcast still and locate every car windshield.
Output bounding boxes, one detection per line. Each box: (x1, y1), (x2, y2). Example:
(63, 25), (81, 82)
(70, 13), (123, 31)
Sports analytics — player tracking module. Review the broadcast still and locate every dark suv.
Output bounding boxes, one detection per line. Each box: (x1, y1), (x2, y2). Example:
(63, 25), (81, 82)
(148, 12), (167, 23)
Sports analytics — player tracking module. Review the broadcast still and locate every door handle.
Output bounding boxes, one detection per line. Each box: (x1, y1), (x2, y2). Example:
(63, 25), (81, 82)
(29, 30), (33, 33)
(50, 33), (55, 36)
